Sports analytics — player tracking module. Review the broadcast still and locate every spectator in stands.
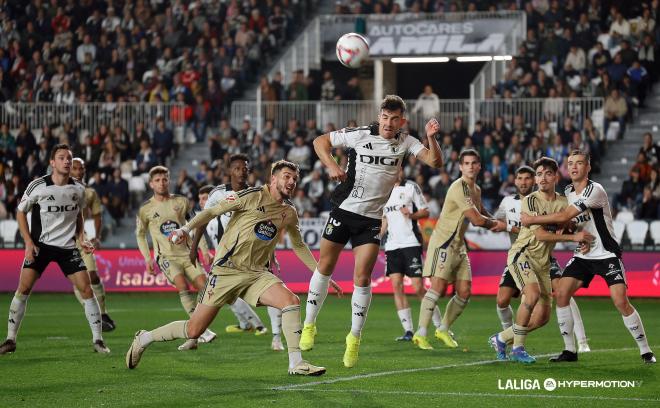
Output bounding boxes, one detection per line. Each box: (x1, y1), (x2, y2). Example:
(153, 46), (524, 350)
(487, 155), (508, 183)
(292, 188), (315, 216)
(569, 132), (590, 156)
(542, 87), (562, 122)
(287, 135), (312, 173)
(609, 11), (631, 46)
(192, 93), (210, 143)
(321, 71), (338, 101)
(340, 76), (362, 100)
(631, 152), (653, 183)
(638, 34), (657, 83)
(287, 69), (308, 101)
(504, 134), (523, 164)
(0, 124), (15, 157)
(449, 117), (468, 150)
(617, 169), (644, 211)
(135, 139), (157, 176)
(648, 169), (660, 199)
(640, 133), (660, 166)
(638, 186), (660, 219)
(412, 84), (440, 120)
(479, 135), (499, 166)
(607, 54), (628, 84)
(175, 169), (198, 201)
(152, 118), (174, 165)
(104, 168), (129, 224)
(432, 172), (452, 208)
(604, 88), (628, 139)
(98, 141), (121, 178)
(524, 136), (544, 164)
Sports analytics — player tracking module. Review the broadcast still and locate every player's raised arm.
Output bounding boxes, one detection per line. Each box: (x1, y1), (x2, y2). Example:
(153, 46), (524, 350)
(173, 194), (244, 242)
(313, 133), (346, 182)
(521, 205), (580, 227)
(415, 118), (443, 168)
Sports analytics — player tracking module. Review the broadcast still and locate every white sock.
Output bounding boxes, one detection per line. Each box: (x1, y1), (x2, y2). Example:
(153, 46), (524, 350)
(288, 351), (303, 368)
(304, 269), (330, 325)
(397, 308), (413, 332)
(267, 306), (282, 336)
(350, 285), (372, 338)
(83, 297), (103, 342)
(569, 297), (587, 344)
(497, 305), (514, 330)
(7, 293), (28, 341)
(622, 308), (652, 355)
(556, 305), (576, 352)
(432, 306), (442, 329)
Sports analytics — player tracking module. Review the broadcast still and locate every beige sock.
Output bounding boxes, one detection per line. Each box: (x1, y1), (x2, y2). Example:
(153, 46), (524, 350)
(499, 326), (514, 344)
(440, 295), (468, 330)
(150, 320), (189, 342)
(91, 283), (106, 314)
(416, 289), (440, 337)
(281, 305), (301, 354)
(179, 290), (197, 316)
(512, 323), (528, 348)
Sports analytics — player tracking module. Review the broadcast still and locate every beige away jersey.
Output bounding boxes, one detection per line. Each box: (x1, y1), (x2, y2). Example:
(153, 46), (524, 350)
(186, 185), (316, 273)
(136, 194), (191, 260)
(431, 178), (481, 250)
(83, 187), (102, 217)
(508, 191), (568, 267)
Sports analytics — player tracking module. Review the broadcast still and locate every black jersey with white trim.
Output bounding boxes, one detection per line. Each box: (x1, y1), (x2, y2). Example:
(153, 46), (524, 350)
(17, 175), (86, 249)
(329, 125), (425, 219)
(566, 180), (621, 259)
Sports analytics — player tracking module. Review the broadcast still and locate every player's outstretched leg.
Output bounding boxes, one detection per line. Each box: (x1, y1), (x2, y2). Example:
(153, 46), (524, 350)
(300, 268), (330, 351)
(0, 292), (29, 355)
(610, 284), (656, 364)
(413, 289), (440, 350)
(260, 283), (325, 376)
(569, 297), (590, 352)
(268, 306), (284, 351)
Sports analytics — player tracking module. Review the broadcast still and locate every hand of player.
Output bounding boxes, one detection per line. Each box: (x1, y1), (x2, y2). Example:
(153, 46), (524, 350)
(425, 118), (440, 138)
(578, 240), (591, 254)
(520, 213), (533, 226)
(25, 240), (39, 263)
(399, 206), (411, 217)
(90, 237), (101, 250)
(489, 220), (507, 232)
(328, 165), (347, 182)
(573, 230), (594, 244)
(169, 228), (189, 245)
(329, 279), (344, 298)
(146, 259), (156, 276)
(80, 240), (95, 254)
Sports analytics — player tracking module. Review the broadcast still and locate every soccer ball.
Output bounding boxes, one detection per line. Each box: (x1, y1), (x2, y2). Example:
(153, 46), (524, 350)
(336, 33), (369, 69)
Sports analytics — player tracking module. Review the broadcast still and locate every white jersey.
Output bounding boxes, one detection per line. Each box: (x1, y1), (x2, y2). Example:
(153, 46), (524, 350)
(383, 180), (428, 251)
(566, 180), (621, 259)
(204, 183), (236, 248)
(17, 174), (86, 249)
(329, 125), (425, 219)
(494, 194), (523, 244)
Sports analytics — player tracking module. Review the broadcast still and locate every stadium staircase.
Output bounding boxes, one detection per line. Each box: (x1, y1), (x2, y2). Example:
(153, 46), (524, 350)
(599, 83), (659, 192)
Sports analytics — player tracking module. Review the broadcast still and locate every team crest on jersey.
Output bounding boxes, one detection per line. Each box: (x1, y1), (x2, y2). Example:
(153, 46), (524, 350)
(160, 220), (180, 236)
(325, 224), (334, 235)
(71, 194), (79, 202)
(254, 220), (278, 241)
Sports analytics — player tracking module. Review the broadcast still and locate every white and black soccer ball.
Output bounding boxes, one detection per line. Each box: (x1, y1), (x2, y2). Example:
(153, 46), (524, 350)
(336, 33), (370, 69)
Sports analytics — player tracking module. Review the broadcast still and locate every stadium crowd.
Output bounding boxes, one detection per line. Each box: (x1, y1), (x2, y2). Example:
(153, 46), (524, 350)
(1, 0), (660, 233)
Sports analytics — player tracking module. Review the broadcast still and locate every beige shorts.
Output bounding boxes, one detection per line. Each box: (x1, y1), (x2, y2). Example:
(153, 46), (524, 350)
(423, 245), (471, 282)
(199, 266), (283, 308)
(156, 255), (205, 285)
(508, 253), (552, 307)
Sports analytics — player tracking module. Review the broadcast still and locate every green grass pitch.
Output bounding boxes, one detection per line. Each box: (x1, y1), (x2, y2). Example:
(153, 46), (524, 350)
(0, 292), (658, 407)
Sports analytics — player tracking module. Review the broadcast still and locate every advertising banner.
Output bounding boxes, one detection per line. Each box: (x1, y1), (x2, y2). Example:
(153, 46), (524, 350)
(0, 250), (658, 297)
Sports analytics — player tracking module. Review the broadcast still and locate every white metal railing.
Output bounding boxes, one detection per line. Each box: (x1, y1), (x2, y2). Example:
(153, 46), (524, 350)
(232, 99), (470, 134)
(0, 102), (185, 139)
(232, 97), (603, 136)
(267, 18), (322, 85)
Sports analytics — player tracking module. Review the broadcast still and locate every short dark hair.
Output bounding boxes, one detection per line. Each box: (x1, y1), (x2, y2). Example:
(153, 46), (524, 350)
(229, 153), (249, 167)
(515, 165), (535, 177)
(271, 160), (299, 176)
(459, 149), (480, 164)
(50, 143), (71, 160)
(532, 157), (559, 173)
(568, 149), (591, 164)
(198, 185), (214, 195)
(380, 95), (406, 114)
(149, 165), (170, 180)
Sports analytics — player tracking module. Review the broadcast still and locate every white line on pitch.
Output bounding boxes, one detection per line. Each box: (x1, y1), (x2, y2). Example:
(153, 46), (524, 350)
(273, 346), (655, 391)
(277, 389), (660, 402)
